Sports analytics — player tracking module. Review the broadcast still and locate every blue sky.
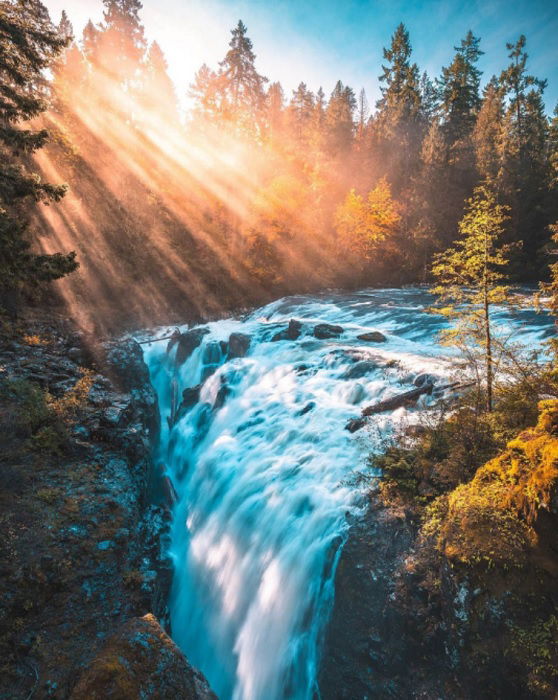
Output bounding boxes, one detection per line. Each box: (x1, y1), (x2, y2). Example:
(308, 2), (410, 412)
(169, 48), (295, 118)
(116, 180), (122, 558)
(43, 0), (558, 113)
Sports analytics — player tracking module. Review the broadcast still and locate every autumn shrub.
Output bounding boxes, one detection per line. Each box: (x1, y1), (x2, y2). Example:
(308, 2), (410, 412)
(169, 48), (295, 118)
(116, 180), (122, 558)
(0, 371), (93, 456)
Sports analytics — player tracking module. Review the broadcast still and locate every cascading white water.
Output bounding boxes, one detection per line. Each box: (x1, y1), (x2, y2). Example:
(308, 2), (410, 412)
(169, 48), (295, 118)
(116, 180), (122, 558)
(143, 288), (552, 700)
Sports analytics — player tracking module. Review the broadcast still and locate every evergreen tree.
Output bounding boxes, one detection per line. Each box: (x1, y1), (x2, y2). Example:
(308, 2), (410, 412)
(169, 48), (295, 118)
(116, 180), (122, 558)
(82, 19), (100, 63)
(473, 77), (504, 186)
(0, 0), (78, 313)
(97, 0), (146, 87)
(419, 71), (438, 122)
(412, 118), (451, 251)
(288, 82), (314, 139)
(500, 35), (546, 160)
(376, 23), (422, 189)
(500, 36), (549, 275)
(356, 88), (369, 142)
(432, 186), (511, 411)
(219, 20), (267, 134)
(325, 80), (356, 156)
(142, 41), (178, 121)
(549, 104), (558, 190)
(437, 31), (483, 143)
(52, 11), (86, 106)
(189, 63), (221, 122)
(265, 81), (285, 143)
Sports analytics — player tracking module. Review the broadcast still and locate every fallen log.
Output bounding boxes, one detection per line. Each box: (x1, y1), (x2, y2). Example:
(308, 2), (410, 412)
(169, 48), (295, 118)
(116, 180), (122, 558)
(361, 383), (434, 418)
(345, 380), (475, 432)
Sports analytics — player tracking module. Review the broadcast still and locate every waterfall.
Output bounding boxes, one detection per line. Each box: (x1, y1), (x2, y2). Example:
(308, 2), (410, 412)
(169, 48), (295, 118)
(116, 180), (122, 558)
(143, 288), (552, 700)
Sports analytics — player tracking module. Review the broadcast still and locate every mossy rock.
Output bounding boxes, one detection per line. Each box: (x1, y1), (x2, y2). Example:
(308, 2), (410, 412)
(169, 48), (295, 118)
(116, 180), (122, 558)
(70, 614), (215, 699)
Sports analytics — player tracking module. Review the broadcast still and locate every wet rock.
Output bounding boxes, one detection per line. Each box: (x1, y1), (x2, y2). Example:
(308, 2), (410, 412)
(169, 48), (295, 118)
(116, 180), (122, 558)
(227, 332), (251, 359)
(272, 319), (303, 342)
(347, 384), (365, 404)
(342, 361), (377, 379)
(203, 341), (222, 365)
(357, 331), (386, 343)
(161, 475), (178, 508)
(70, 614), (215, 699)
(414, 373), (436, 388)
(296, 401), (315, 416)
(346, 417), (366, 433)
(214, 379), (232, 409)
(313, 323), (344, 339)
(180, 384), (201, 412)
(175, 328), (210, 366)
(105, 338), (150, 392)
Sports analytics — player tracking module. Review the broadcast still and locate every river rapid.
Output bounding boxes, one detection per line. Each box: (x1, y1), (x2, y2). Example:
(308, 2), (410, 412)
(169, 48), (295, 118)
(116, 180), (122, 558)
(143, 288), (553, 700)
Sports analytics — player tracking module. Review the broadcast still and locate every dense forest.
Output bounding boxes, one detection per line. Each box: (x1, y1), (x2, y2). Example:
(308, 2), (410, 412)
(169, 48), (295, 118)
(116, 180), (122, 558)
(1, 0), (557, 331)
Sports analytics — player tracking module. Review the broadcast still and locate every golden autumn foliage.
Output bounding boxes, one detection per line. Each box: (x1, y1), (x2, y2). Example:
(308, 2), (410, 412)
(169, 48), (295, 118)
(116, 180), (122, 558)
(334, 177), (401, 260)
(424, 399), (558, 568)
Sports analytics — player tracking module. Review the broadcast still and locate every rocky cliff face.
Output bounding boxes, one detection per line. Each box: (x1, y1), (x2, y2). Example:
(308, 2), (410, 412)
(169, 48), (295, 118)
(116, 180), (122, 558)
(0, 316), (212, 698)
(319, 497), (459, 699)
(320, 489), (558, 699)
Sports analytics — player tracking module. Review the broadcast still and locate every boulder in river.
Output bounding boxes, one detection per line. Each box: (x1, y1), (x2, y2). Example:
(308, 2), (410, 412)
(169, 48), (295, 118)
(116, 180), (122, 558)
(296, 401), (316, 416)
(174, 385), (201, 424)
(357, 331), (386, 343)
(414, 373), (436, 388)
(175, 328), (210, 365)
(272, 319), (303, 342)
(227, 332), (251, 359)
(342, 361), (377, 379)
(203, 340), (223, 365)
(313, 323), (344, 339)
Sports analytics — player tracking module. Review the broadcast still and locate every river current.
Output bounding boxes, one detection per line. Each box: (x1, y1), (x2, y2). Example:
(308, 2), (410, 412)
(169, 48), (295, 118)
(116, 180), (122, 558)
(143, 288), (553, 700)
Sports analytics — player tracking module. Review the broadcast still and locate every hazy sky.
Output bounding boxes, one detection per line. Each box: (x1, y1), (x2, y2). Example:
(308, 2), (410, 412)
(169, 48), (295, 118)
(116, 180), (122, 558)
(42, 0), (558, 112)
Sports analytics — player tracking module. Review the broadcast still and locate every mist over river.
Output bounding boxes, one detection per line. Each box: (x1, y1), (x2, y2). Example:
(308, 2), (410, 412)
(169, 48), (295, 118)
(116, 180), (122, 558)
(142, 288), (553, 700)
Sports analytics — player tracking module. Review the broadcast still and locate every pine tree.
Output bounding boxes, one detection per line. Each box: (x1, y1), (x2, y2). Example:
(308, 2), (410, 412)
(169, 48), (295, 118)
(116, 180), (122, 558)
(82, 19), (100, 63)
(500, 35), (546, 161)
(473, 77), (504, 186)
(142, 41), (178, 121)
(265, 81), (285, 143)
(97, 0), (146, 87)
(437, 31), (483, 144)
(218, 20), (267, 134)
(189, 63), (221, 122)
(419, 71), (438, 122)
(287, 82), (314, 148)
(52, 11), (87, 107)
(356, 88), (369, 142)
(432, 186), (511, 411)
(0, 0), (78, 313)
(412, 118), (450, 252)
(325, 80), (356, 156)
(376, 23), (422, 189)
(549, 104), (558, 190)
(500, 35), (549, 275)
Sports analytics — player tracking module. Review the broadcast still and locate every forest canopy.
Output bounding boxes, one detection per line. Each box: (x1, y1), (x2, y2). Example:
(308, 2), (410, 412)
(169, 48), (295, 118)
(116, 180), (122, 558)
(1, 0), (557, 330)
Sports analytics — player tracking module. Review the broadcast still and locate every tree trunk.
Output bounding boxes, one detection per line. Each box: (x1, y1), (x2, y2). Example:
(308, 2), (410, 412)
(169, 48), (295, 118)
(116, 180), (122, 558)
(483, 238), (493, 412)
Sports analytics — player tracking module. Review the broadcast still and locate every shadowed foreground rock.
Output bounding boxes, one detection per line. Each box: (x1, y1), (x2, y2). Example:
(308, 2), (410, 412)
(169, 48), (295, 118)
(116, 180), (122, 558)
(71, 614), (215, 699)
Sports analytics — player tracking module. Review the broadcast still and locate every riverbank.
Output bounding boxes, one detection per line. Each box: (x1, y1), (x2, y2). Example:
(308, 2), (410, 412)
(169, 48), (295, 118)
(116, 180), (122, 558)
(0, 313), (213, 698)
(320, 396), (558, 698)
